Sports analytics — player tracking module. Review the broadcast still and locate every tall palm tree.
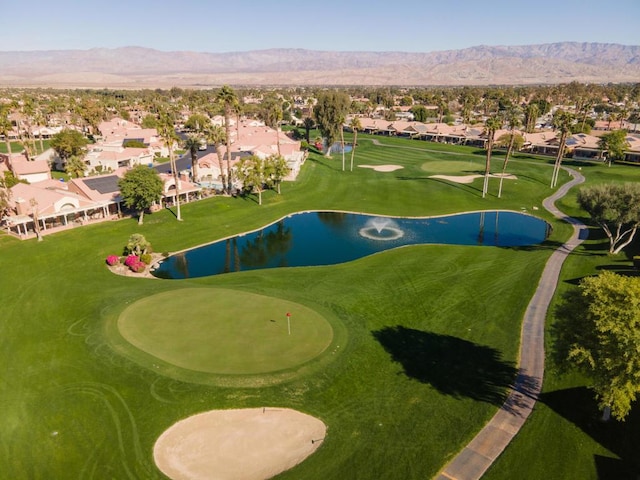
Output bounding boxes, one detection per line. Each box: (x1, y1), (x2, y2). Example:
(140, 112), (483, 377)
(498, 107), (522, 198)
(207, 125), (227, 193)
(482, 115), (502, 198)
(259, 94), (283, 156)
(339, 114), (346, 171)
(524, 103), (539, 133)
(349, 117), (362, 172)
(0, 105), (13, 156)
(302, 117), (314, 143)
(159, 116), (182, 221)
(550, 110), (575, 188)
(183, 134), (201, 182)
(216, 85), (239, 192)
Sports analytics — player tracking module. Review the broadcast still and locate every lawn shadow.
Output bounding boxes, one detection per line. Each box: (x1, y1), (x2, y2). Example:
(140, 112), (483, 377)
(539, 387), (640, 479)
(423, 177), (483, 197)
(372, 326), (516, 407)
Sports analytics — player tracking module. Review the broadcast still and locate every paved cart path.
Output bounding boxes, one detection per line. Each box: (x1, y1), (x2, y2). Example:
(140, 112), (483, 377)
(435, 167), (588, 480)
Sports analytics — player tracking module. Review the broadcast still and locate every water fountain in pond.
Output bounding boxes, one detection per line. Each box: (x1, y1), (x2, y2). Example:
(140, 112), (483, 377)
(358, 217), (404, 241)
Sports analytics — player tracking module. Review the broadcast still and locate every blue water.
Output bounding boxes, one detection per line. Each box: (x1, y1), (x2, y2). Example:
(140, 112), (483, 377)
(152, 211), (550, 279)
(330, 142), (353, 153)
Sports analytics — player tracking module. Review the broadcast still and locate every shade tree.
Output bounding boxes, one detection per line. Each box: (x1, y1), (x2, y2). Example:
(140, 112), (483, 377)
(118, 165), (163, 225)
(553, 271), (640, 421)
(50, 128), (89, 163)
(313, 91), (350, 157)
(598, 130), (629, 166)
(577, 182), (640, 254)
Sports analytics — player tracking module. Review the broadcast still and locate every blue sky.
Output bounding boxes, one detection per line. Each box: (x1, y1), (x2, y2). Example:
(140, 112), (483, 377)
(5, 0), (639, 52)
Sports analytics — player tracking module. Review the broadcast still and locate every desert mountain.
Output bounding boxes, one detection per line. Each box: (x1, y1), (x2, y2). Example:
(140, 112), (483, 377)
(0, 42), (638, 87)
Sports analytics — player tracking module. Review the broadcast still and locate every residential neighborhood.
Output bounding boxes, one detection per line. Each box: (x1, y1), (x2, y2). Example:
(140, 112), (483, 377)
(1, 102), (309, 238)
(1, 83), (639, 240)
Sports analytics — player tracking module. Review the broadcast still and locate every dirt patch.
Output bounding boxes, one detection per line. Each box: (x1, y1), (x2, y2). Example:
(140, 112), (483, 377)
(430, 173), (517, 184)
(154, 408), (327, 480)
(358, 164), (404, 172)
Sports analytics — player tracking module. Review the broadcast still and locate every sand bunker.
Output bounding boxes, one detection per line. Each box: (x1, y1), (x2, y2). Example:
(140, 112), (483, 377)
(358, 164), (404, 172)
(154, 408), (326, 480)
(430, 173), (517, 184)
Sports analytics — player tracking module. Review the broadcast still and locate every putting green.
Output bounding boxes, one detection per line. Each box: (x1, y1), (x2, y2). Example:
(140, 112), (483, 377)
(117, 288), (333, 375)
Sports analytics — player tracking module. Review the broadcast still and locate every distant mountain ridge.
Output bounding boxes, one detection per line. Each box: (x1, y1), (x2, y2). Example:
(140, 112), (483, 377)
(0, 42), (638, 87)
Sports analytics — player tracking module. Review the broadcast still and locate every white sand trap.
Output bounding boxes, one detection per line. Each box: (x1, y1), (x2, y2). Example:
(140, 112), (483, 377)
(430, 173), (517, 184)
(358, 164), (404, 172)
(154, 408), (326, 480)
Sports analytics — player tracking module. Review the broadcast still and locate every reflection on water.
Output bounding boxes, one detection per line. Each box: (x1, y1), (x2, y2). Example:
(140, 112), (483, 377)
(152, 211), (550, 279)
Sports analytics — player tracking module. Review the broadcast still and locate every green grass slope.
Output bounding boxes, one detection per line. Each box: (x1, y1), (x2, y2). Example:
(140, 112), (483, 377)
(1, 136), (638, 479)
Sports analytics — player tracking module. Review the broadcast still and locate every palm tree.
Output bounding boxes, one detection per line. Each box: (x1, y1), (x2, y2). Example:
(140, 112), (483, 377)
(498, 108), (522, 198)
(0, 105), (13, 156)
(259, 94), (283, 156)
(183, 134), (201, 182)
(206, 125), (227, 193)
(216, 85), (239, 192)
(302, 117), (314, 143)
(159, 115), (182, 221)
(524, 103), (539, 133)
(550, 110), (575, 188)
(349, 117), (362, 172)
(340, 114), (346, 171)
(482, 116), (502, 198)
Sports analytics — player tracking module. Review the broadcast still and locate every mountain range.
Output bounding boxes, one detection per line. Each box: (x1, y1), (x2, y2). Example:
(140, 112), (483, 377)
(0, 42), (638, 88)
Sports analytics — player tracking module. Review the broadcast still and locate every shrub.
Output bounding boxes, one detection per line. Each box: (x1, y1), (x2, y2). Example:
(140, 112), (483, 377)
(140, 253), (152, 265)
(125, 255), (139, 267)
(106, 255), (119, 266)
(131, 262), (146, 273)
(124, 234), (151, 256)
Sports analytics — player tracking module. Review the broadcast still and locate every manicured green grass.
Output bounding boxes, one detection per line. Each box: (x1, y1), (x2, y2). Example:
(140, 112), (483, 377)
(115, 288), (335, 378)
(1, 136), (639, 479)
(0, 139), (51, 155)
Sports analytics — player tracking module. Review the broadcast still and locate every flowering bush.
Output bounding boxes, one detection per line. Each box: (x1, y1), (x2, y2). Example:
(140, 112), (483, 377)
(131, 261), (146, 273)
(123, 254), (147, 273)
(106, 255), (120, 266)
(124, 255), (139, 267)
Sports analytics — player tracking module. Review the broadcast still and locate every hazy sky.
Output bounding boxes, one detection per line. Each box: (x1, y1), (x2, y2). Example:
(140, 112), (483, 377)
(5, 0), (639, 52)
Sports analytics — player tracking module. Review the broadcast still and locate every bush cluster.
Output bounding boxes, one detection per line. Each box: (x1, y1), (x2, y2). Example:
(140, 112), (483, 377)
(125, 254), (146, 273)
(105, 253), (153, 273)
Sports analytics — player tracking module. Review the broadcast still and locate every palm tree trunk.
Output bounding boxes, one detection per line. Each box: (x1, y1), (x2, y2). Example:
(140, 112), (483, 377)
(191, 151), (198, 182)
(483, 137), (493, 198)
(350, 130), (357, 171)
(498, 133), (516, 198)
(340, 127), (345, 171)
(551, 134), (567, 188)
(169, 148), (182, 221)
(216, 149), (226, 194)
(225, 112), (233, 192)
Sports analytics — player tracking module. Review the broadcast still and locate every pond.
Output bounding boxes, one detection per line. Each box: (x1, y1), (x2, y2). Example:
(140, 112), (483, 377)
(152, 211), (550, 280)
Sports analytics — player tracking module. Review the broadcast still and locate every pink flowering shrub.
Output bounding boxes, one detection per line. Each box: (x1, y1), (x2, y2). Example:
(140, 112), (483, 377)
(131, 261), (146, 273)
(124, 255), (139, 267)
(106, 255), (120, 266)
(123, 254), (146, 273)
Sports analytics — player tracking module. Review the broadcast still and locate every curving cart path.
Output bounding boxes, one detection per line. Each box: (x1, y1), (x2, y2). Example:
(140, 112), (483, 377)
(435, 167), (588, 480)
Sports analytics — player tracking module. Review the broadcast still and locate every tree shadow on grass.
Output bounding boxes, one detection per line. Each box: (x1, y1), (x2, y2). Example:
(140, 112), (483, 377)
(372, 326), (518, 407)
(539, 387), (640, 479)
